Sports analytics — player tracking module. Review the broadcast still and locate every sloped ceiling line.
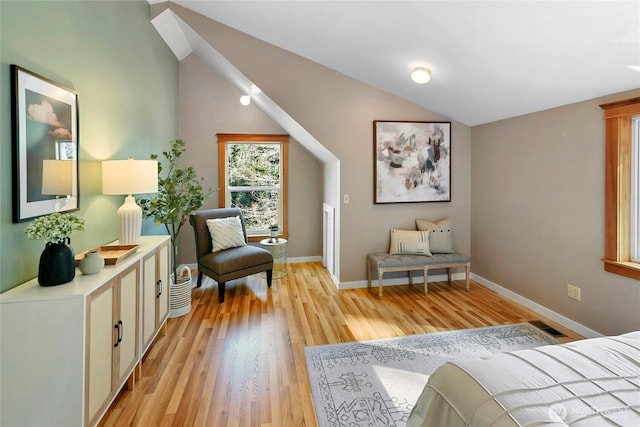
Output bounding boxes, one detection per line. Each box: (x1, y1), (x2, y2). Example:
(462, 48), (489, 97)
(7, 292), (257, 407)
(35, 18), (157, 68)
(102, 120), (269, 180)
(151, 8), (338, 164)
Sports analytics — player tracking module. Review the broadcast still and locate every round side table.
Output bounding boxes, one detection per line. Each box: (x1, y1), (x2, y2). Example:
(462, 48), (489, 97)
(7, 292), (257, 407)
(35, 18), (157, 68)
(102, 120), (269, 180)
(259, 238), (288, 279)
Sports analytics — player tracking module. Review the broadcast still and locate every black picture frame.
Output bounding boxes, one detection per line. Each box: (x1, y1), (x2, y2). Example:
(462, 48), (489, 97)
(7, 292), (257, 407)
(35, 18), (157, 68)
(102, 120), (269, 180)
(374, 120), (451, 204)
(11, 65), (79, 222)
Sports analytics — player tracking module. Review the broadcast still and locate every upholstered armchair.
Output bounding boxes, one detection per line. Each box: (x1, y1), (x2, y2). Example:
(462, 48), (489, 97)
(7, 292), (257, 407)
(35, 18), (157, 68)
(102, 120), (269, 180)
(189, 208), (273, 302)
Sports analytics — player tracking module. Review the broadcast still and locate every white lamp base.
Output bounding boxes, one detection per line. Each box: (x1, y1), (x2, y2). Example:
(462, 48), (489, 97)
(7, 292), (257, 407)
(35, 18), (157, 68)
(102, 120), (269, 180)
(117, 195), (142, 245)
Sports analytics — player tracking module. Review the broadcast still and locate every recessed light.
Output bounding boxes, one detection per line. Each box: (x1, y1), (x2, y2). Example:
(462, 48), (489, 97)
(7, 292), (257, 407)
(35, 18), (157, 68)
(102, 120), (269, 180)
(240, 95), (251, 106)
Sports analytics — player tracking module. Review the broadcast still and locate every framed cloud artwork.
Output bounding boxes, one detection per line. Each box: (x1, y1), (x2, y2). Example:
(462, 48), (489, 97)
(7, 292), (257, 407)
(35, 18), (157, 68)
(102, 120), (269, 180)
(11, 65), (79, 222)
(374, 120), (451, 204)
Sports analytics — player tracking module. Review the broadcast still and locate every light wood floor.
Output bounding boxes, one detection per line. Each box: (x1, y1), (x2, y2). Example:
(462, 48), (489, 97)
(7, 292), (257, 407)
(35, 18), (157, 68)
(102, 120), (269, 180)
(100, 262), (582, 427)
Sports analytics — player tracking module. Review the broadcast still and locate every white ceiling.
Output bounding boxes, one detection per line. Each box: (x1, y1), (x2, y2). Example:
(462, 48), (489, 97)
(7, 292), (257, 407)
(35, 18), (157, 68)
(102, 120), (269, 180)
(169, 1), (640, 126)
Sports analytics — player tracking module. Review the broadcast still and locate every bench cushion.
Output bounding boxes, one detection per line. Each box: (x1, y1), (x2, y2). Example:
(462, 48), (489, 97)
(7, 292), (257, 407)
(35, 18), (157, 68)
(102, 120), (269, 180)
(368, 252), (470, 268)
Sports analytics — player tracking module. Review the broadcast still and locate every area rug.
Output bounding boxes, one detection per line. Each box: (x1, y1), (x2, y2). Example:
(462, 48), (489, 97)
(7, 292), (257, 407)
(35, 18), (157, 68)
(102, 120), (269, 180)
(305, 323), (558, 427)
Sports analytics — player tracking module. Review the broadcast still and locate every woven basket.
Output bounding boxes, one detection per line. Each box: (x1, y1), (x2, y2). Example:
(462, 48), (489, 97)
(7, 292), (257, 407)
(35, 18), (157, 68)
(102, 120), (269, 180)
(169, 265), (192, 318)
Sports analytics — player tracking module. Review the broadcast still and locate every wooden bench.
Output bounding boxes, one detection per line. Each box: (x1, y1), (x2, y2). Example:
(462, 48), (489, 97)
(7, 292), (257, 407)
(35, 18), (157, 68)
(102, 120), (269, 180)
(367, 252), (471, 297)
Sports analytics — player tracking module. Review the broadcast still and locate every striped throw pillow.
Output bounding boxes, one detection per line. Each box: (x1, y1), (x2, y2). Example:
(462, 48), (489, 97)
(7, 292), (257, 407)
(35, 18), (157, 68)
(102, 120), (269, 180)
(389, 228), (432, 256)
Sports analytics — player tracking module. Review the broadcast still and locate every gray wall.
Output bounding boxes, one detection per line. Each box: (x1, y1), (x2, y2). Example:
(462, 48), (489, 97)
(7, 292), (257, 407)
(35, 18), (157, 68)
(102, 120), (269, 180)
(176, 53), (324, 265)
(0, 1), (178, 292)
(471, 89), (640, 336)
(169, 4), (472, 282)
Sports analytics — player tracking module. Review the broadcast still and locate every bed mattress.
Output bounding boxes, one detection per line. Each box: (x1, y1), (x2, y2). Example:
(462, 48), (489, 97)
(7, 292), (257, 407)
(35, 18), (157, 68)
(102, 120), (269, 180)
(407, 331), (640, 426)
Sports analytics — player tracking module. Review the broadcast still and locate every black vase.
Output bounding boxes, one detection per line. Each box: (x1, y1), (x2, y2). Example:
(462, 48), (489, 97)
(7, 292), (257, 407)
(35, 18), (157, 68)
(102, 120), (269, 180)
(38, 241), (75, 286)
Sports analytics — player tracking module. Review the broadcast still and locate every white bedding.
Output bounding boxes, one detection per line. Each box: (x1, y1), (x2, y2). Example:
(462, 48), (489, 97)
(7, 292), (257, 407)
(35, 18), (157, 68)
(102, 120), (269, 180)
(407, 331), (640, 426)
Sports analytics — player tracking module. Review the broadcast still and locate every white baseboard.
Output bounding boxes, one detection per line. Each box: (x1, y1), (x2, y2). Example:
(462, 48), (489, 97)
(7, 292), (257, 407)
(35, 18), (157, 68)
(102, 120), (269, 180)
(471, 273), (602, 338)
(339, 272), (467, 290)
(288, 256), (323, 263)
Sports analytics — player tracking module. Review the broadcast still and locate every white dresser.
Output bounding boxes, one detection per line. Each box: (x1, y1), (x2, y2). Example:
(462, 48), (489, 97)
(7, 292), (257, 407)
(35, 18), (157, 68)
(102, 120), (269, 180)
(0, 235), (171, 427)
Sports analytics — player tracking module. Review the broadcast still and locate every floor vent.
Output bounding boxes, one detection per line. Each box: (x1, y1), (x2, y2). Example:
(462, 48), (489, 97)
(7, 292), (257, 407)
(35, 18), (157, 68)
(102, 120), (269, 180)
(529, 320), (566, 337)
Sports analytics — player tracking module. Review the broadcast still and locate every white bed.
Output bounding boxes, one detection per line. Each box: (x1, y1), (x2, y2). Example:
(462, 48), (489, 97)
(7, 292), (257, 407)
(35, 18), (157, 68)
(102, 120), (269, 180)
(407, 331), (640, 426)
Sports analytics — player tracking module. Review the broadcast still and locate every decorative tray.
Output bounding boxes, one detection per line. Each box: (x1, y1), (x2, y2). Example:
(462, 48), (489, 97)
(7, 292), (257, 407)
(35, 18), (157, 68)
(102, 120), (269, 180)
(75, 244), (140, 266)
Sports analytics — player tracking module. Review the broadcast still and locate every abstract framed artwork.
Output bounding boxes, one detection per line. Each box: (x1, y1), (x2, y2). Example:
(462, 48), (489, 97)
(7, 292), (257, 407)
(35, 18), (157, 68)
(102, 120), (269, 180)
(374, 120), (451, 204)
(11, 65), (79, 222)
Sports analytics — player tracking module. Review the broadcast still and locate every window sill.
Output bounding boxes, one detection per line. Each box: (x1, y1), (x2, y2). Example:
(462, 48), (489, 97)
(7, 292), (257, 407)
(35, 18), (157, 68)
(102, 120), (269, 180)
(602, 258), (640, 280)
(248, 233), (289, 243)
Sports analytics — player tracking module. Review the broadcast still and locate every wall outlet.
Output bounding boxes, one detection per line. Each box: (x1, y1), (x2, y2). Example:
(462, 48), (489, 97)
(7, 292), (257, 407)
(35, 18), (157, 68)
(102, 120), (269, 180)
(567, 284), (581, 301)
(344, 194), (350, 204)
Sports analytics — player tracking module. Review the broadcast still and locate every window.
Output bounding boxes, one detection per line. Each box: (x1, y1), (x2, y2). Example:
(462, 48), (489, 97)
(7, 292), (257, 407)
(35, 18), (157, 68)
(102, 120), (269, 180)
(217, 134), (288, 241)
(600, 97), (640, 280)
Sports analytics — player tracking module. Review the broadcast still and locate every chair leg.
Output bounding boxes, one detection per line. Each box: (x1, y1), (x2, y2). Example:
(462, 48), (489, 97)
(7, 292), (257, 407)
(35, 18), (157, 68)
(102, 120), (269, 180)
(197, 271), (203, 287)
(266, 269), (273, 288)
(218, 282), (225, 303)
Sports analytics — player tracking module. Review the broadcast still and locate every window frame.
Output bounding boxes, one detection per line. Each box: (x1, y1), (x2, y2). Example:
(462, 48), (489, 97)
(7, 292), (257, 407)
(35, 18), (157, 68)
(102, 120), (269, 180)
(217, 133), (289, 242)
(600, 97), (640, 280)
(631, 116), (640, 263)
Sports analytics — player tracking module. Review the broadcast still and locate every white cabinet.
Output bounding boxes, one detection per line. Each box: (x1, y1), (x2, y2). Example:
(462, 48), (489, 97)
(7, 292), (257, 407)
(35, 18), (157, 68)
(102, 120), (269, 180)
(142, 240), (170, 353)
(0, 236), (170, 427)
(85, 263), (139, 426)
(87, 280), (115, 425)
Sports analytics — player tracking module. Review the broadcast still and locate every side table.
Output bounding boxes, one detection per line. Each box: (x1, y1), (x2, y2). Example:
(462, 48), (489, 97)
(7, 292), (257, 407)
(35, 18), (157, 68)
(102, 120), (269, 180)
(259, 238), (288, 279)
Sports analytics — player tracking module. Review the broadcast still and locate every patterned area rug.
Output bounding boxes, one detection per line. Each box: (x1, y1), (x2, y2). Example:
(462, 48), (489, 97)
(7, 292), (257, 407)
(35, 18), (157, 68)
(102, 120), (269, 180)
(305, 323), (557, 427)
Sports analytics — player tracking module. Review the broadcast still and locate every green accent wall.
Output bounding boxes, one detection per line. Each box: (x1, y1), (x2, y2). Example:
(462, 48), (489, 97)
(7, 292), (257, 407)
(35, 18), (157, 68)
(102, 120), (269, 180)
(0, 1), (178, 292)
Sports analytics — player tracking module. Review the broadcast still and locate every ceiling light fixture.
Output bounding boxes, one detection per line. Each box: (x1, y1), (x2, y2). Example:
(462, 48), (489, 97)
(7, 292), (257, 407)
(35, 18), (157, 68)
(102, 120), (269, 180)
(240, 95), (251, 106)
(411, 67), (431, 84)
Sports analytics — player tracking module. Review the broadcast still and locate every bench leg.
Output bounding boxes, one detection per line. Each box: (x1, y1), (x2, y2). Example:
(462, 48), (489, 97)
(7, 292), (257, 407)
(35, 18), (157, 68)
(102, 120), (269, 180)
(408, 270), (413, 286)
(377, 268), (384, 297)
(423, 266), (429, 293)
(367, 259), (372, 289)
(465, 263), (470, 291)
(447, 267), (452, 284)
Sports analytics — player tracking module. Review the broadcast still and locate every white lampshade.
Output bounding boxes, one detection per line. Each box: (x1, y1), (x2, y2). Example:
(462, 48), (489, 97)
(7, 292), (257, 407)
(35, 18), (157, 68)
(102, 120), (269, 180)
(42, 159), (74, 195)
(411, 67), (431, 84)
(102, 159), (158, 245)
(102, 159), (158, 195)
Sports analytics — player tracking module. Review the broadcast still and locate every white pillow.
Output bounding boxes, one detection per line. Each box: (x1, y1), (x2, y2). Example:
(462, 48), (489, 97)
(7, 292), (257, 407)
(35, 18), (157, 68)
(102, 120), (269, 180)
(389, 228), (432, 256)
(206, 216), (246, 252)
(415, 218), (454, 254)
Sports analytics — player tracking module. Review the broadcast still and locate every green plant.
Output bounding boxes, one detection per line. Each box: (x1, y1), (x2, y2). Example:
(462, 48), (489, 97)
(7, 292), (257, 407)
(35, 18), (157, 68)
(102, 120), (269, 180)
(24, 212), (85, 244)
(138, 139), (211, 280)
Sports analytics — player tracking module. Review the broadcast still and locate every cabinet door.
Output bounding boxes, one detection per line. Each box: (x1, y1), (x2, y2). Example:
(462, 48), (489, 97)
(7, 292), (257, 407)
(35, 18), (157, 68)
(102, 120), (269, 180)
(142, 251), (157, 351)
(86, 281), (115, 426)
(157, 241), (170, 324)
(114, 264), (139, 386)
(142, 241), (171, 352)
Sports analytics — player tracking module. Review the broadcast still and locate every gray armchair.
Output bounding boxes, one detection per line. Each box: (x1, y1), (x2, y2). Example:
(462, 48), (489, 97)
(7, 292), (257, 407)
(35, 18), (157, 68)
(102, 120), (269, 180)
(189, 208), (273, 302)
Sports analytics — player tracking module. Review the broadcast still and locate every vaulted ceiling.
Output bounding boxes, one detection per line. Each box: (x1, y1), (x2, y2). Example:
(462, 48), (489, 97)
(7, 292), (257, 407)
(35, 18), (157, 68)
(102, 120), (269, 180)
(166, 1), (640, 126)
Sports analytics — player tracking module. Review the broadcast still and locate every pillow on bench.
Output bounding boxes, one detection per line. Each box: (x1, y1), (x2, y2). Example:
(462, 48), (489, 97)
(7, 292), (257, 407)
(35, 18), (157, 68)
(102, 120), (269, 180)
(389, 228), (432, 256)
(415, 218), (454, 254)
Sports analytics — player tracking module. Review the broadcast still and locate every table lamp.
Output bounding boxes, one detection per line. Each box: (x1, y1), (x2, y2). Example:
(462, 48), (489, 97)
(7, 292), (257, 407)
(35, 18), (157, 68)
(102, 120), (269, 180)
(102, 158), (158, 245)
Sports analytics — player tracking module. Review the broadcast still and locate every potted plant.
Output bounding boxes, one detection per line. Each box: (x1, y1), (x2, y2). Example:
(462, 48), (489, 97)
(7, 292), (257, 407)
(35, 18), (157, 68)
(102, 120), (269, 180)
(24, 212), (85, 286)
(269, 224), (280, 243)
(138, 139), (211, 284)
